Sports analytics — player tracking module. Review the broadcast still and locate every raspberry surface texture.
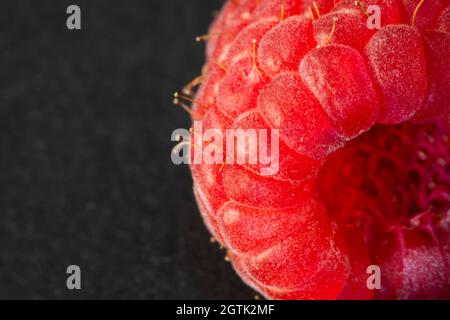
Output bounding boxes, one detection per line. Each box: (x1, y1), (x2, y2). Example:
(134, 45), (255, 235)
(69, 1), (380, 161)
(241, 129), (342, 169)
(188, 0), (450, 299)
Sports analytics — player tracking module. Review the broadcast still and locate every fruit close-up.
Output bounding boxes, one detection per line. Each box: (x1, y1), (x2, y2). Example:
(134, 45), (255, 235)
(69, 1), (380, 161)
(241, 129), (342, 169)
(182, 0), (450, 299)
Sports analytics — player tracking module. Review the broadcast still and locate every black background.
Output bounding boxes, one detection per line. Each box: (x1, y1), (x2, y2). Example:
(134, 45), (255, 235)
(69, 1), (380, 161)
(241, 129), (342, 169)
(0, 0), (255, 299)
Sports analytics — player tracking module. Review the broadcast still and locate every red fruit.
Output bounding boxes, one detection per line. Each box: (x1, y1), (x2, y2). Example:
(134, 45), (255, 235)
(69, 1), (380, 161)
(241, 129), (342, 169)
(257, 16), (315, 77)
(252, 0), (303, 20)
(223, 19), (277, 68)
(259, 72), (344, 158)
(230, 110), (323, 181)
(317, 122), (450, 299)
(193, 64), (226, 119)
(217, 58), (265, 118)
(312, 9), (375, 51)
(439, 4), (450, 32)
(365, 25), (427, 124)
(401, 0), (449, 31)
(412, 31), (450, 122)
(186, 0), (450, 299)
(334, 0), (403, 26)
(299, 44), (380, 138)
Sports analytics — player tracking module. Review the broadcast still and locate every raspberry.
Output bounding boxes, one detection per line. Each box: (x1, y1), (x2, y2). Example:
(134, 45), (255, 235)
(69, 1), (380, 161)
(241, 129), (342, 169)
(183, 0), (450, 299)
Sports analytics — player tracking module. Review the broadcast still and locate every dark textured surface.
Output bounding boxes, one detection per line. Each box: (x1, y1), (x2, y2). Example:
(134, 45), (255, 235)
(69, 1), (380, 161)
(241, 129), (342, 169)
(0, 0), (254, 299)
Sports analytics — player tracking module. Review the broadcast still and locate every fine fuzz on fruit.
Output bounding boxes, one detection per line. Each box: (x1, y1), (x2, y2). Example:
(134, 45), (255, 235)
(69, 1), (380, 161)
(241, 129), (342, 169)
(185, 0), (450, 299)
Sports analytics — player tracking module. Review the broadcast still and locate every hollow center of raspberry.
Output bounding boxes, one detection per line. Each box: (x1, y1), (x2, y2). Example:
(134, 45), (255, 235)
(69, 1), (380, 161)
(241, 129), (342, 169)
(317, 121), (450, 238)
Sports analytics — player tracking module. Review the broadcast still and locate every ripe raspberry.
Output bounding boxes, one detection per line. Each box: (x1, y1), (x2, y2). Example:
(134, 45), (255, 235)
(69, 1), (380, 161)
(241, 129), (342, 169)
(184, 0), (450, 299)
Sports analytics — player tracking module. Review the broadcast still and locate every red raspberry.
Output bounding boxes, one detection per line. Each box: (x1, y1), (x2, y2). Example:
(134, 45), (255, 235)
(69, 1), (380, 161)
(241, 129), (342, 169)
(183, 0), (450, 299)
